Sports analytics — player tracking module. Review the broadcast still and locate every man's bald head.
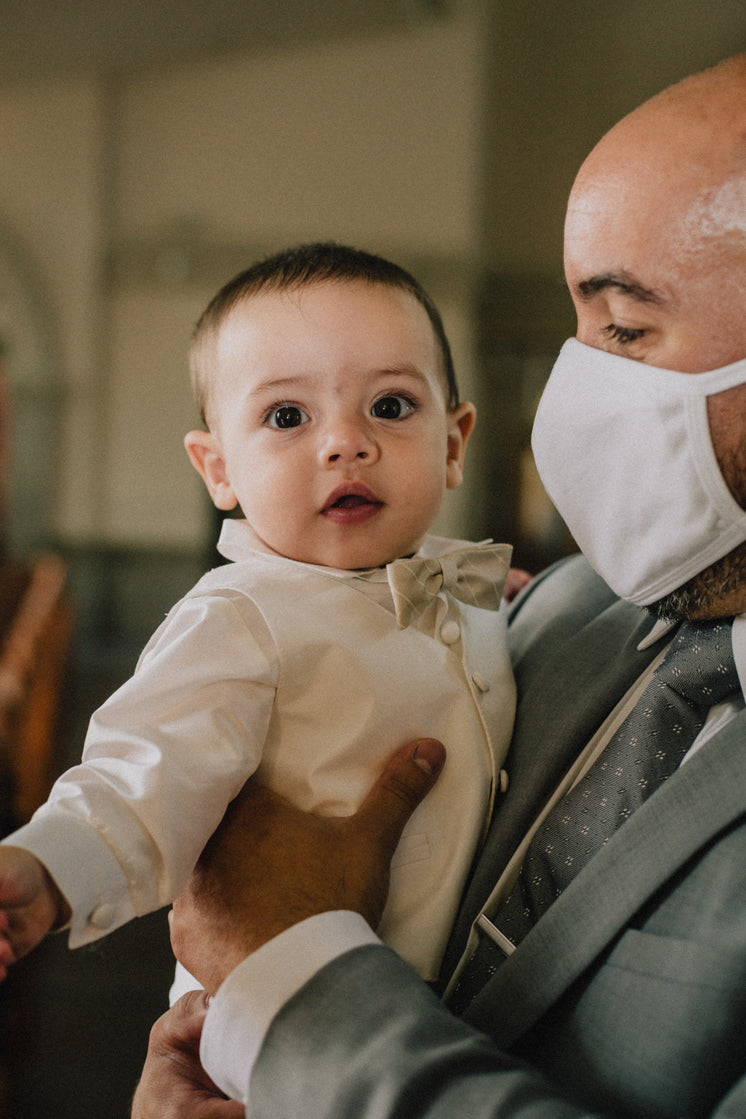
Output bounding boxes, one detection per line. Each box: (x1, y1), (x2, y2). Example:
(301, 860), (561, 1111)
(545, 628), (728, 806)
(578, 54), (746, 182)
(572, 54), (746, 249)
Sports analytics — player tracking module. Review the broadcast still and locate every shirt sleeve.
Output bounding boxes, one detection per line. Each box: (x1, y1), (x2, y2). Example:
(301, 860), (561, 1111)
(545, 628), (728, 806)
(200, 911), (381, 1104)
(2, 589), (278, 947)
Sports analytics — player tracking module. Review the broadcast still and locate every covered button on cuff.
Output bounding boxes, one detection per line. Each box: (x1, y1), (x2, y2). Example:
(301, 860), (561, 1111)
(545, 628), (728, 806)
(89, 902), (116, 930)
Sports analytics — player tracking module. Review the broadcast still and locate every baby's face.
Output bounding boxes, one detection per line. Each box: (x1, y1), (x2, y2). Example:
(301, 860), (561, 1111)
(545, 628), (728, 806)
(185, 281), (474, 569)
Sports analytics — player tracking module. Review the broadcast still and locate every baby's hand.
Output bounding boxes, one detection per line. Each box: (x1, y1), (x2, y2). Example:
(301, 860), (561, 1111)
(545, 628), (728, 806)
(0, 846), (70, 978)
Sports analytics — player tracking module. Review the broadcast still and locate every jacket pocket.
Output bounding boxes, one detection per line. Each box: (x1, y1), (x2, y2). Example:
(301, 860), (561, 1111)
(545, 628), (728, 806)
(605, 926), (746, 991)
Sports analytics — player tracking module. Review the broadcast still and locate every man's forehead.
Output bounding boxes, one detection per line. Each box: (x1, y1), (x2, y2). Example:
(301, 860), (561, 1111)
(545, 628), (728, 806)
(563, 166), (744, 302)
(682, 173), (746, 241)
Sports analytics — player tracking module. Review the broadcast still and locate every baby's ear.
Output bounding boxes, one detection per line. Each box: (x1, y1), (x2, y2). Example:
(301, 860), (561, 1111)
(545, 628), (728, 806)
(184, 430), (238, 511)
(445, 402), (477, 490)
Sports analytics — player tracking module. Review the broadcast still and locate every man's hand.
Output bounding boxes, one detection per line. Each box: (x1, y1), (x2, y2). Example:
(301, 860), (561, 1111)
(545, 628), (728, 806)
(0, 845), (70, 978)
(504, 567), (532, 602)
(131, 992), (244, 1119)
(170, 738), (446, 995)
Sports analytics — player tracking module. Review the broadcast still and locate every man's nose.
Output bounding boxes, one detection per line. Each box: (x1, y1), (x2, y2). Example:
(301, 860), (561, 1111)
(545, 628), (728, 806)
(321, 417), (379, 465)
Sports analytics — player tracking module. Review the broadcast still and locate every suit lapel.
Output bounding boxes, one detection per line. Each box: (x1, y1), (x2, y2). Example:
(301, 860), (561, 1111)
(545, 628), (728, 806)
(465, 707), (746, 1047)
(441, 586), (663, 979)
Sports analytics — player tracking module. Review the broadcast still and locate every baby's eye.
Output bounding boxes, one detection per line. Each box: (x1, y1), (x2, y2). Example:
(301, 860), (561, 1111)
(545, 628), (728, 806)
(265, 404), (310, 429)
(604, 324), (645, 345)
(371, 394), (416, 420)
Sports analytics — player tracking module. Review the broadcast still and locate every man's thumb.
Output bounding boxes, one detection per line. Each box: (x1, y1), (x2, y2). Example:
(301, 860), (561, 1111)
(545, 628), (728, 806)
(355, 739), (446, 854)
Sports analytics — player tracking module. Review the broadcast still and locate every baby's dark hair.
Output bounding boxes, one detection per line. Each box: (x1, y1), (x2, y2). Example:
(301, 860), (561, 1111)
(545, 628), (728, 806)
(189, 241), (459, 426)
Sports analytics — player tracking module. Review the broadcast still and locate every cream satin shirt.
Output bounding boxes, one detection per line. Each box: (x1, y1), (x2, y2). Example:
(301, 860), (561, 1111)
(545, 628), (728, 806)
(6, 520), (515, 983)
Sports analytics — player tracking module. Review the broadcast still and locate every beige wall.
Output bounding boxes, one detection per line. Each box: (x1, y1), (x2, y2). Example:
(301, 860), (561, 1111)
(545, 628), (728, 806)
(106, 12), (486, 546)
(117, 25), (484, 254)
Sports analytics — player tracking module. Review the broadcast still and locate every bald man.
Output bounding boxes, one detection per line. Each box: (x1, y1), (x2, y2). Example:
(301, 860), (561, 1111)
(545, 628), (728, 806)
(135, 56), (746, 1119)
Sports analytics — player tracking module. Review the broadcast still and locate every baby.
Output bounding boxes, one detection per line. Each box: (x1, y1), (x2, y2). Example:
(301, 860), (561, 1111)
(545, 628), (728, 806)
(0, 242), (516, 989)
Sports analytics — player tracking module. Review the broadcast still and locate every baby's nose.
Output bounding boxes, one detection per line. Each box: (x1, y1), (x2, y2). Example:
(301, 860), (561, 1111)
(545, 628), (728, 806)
(322, 419), (378, 464)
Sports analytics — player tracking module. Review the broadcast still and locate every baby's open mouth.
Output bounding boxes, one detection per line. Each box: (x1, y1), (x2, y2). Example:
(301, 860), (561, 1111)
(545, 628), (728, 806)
(329, 494), (377, 509)
(322, 486), (384, 519)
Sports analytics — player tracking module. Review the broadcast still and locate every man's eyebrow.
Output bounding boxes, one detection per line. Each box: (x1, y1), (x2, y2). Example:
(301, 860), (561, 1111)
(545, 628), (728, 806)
(574, 271), (666, 305)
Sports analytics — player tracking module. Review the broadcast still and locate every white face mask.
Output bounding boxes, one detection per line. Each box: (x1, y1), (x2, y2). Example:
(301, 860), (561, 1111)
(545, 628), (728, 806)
(531, 337), (746, 606)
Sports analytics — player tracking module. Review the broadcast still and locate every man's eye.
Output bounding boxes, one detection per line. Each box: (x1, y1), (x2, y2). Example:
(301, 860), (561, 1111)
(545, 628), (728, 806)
(265, 404), (310, 429)
(604, 324), (645, 345)
(371, 395), (416, 420)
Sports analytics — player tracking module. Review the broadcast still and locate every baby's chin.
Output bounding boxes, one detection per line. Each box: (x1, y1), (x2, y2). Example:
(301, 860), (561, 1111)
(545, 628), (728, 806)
(353, 542), (424, 570)
(263, 528), (427, 572)
(318, 547), (420, 573)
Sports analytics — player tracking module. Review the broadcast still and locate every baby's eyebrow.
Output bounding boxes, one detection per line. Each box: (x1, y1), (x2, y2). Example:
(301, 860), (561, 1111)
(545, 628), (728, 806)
(248, 375), (308, 398)
(243, 364), (435, 408)
(575, 271), (666, 305)
(377, 364), (429, 382)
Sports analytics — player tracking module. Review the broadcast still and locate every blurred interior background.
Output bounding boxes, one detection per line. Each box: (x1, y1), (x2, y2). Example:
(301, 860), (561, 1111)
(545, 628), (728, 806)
(0, 1), (744, 1115)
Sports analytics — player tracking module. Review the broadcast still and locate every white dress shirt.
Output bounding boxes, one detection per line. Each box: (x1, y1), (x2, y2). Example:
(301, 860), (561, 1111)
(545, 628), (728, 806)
(200, 611), (746, 1106)
(3, 520), (514, 985)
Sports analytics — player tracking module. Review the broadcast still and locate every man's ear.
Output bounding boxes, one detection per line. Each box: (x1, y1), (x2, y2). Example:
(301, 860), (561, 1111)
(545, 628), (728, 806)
(445, 402), (477, 490)
(184, 430), (238, 511)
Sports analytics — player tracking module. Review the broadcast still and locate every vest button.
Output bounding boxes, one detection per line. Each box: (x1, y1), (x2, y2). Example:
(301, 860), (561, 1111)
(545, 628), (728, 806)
(439, 620), (461, 645)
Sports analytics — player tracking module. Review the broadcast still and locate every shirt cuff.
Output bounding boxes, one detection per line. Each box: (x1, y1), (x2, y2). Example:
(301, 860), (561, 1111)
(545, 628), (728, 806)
(2, 810), (132, 946)
(200, 911), (380, 1103)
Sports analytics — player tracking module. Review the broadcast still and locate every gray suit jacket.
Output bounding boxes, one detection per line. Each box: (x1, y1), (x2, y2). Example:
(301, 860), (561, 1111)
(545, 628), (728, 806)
(252, 557), (746, 1118)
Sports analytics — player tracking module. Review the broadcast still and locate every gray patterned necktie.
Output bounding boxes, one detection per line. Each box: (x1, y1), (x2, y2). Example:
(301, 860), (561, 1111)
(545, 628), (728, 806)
(448, 618), (740, 1014)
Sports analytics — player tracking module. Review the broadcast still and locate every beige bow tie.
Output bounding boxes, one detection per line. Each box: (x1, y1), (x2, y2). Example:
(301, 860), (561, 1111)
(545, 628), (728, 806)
(386, 543), (512, 629)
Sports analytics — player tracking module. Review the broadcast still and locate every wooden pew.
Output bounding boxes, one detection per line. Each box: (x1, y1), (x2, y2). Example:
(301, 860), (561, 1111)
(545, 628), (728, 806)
(0, 554), (72, 827)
